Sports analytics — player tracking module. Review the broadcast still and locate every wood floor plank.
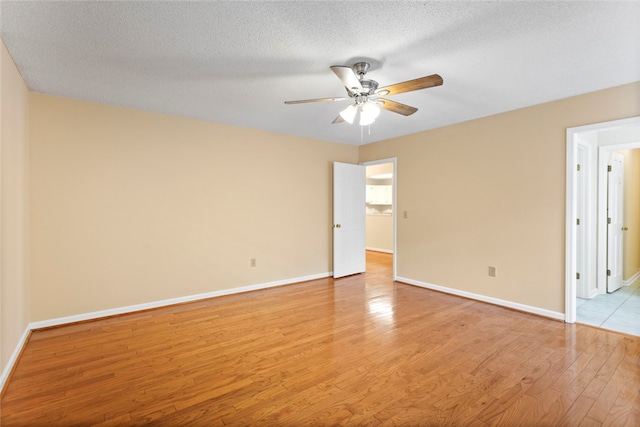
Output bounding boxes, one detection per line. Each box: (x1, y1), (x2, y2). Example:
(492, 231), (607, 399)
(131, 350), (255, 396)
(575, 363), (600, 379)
(2, 251), (638, 426)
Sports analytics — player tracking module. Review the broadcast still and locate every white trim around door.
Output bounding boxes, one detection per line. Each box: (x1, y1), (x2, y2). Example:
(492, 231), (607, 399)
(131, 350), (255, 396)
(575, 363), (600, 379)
(565, 116), (640, 323)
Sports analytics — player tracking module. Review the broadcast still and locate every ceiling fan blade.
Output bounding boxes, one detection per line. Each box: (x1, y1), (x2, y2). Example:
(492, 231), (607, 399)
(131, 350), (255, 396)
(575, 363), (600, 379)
(378, 99), (418, 116)
(332, 114), (345, 124)
(285, 96), (346, 104)
(377, 74), (443, 96)
(330, 65), (363, 92)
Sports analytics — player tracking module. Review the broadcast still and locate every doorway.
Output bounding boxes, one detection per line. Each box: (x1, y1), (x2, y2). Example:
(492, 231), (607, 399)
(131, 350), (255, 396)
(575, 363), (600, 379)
(565, 116), (640, 335)
(361, 158), (397, 280)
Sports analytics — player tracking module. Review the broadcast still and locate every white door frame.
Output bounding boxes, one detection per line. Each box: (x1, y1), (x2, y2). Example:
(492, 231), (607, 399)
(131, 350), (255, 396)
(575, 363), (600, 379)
(565, 116), (640, 323)
(361, 157), (397, 281)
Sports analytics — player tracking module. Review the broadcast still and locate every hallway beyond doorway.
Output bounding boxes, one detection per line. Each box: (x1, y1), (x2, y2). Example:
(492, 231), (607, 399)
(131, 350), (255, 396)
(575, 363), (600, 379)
(577, 278), (640, 336)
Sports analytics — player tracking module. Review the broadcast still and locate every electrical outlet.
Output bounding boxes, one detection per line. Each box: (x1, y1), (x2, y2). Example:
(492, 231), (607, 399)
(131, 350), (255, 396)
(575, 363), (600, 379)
(488, 266), (496, 277)
(250, 258), (256, 267)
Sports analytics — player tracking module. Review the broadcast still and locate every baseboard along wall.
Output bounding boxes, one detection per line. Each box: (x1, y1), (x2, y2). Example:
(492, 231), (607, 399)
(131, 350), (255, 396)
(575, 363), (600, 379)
(365, 247), (393, 254)
(396, 276), (565, 321)
(2, 271), (565, 392)
(623, 269), (640, 287)
(0, 271), (332, 393)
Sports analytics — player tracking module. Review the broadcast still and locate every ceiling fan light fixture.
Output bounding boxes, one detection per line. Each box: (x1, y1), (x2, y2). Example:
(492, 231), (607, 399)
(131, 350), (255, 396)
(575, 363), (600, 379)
(339, 104), (358, 124)
(359, 101), (380, 126)
(285, 61), (443, 127)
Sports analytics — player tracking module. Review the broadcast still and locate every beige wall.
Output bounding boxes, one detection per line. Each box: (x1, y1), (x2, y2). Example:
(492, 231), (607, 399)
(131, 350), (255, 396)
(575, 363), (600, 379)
(10, 48), (640, 328)
(366, 215), (393, 252)
(360, 82), (640, 313)
(0, 39), (30, 377)
(621, 149), (640, 280)
(29, 94), (357, 321)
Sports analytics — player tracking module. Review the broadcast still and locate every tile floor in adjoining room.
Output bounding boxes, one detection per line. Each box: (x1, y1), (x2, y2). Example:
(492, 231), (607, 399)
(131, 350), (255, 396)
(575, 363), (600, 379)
(577, 278), (640, 336)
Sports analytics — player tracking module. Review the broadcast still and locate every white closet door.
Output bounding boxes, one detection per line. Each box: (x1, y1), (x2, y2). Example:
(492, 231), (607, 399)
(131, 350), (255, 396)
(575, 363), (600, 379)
(607, 152), (624, 293)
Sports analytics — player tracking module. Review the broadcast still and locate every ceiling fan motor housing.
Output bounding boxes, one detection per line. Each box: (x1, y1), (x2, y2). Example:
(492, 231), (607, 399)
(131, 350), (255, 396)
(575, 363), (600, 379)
(349, 79), (378, 99)
(347, 62), (378, 99)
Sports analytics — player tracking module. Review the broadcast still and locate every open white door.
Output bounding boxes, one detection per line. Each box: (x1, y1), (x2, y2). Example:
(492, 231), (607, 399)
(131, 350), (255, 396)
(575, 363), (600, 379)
(333, 162), (366, 278)
(607, 152), (624, 293)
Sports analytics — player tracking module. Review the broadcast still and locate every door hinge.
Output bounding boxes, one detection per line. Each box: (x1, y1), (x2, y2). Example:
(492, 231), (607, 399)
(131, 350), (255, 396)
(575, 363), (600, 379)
(577, 218), (580, 225)
(608, 165), (612, 172)
(577, 164), (581, 171)
(607, 269), (611, 277)
(608, 217), (612, 224)
(576, 272), (581, 280)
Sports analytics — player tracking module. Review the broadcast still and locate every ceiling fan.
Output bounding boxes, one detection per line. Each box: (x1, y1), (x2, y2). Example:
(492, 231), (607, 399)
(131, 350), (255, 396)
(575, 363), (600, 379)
(285, 62), (443, 126)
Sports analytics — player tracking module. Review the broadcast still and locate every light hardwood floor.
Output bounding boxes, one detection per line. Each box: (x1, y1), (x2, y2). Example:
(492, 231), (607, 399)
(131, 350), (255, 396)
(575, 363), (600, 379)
(2, 252), (639, 426)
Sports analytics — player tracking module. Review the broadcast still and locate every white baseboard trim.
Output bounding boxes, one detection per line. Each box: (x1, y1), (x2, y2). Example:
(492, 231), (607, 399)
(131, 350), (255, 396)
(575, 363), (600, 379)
(396, 276), (565, 321)
(30, 271), (333, 330)
(0, 326), (31, 393)
(0, 272), (332, 392)
(623, 270), (640, 287)
(366, 247), (393, 254)
(4, 271), (567, 392)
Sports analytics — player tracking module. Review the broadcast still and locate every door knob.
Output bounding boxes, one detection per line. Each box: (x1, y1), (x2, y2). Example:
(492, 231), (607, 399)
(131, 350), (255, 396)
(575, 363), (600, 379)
(622, 226), (628, 231)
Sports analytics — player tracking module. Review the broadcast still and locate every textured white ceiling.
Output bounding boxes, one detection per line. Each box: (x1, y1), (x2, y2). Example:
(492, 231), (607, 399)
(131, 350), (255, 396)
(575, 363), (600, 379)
(1, 1), (639, 145)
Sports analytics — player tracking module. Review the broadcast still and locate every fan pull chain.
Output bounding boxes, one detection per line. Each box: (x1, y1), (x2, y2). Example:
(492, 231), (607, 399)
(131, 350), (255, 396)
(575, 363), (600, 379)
(359, 124), (373, 145)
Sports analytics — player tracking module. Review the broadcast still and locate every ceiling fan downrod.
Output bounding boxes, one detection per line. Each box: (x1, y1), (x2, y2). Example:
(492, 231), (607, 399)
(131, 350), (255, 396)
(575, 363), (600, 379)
(352, 61), (370, 78)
